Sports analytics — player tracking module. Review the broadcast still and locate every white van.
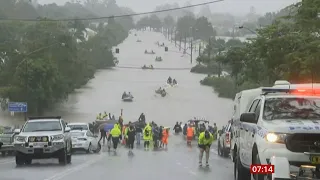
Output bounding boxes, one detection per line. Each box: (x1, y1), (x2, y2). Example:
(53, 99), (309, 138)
(230, 88), (262, 162)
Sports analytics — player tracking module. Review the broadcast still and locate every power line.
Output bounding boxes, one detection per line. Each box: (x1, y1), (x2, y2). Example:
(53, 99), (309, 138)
(1, 0), (224, 22)
(115, 66), (191, 70)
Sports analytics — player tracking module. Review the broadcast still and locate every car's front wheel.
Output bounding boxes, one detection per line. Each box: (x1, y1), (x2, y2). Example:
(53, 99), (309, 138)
(234, 152), (251, 180)
(15, 152), (25, 166)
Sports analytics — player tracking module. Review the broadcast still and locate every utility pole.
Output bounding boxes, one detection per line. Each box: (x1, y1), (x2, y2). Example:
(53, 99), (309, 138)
(184, 32), (187, 50)
(174, 31), (177, 46)
(208, 38), (211, 60)
(199, 43), (201, 56)
(190, 40), (193, 64)
(167, 29), (169, 40)
(170, 29), (173, 43)
(179, 36), (182, 51)
(218, 49), (221, 78)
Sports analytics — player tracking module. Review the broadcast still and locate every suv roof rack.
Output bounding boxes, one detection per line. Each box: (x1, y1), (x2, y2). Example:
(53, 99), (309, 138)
(28, 116), (62, 120)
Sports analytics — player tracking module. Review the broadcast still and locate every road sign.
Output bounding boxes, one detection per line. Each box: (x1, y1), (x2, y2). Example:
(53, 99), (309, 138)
(8, 102), (27, 112)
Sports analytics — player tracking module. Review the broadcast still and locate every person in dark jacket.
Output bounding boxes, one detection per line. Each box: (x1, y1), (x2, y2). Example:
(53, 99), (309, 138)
(183, 123), (188, 135)
(99, 128), (106, 145)
(135, 125), (143, 145)
(153, 126), (160, 149)
(159, 126), (163, 148)
(138, 113), (146, 122)
(173, 122), (181, 134)
(126, 125), (136, 153)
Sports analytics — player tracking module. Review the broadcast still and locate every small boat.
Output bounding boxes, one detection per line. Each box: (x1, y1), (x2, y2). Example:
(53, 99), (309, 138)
(161, 91), (167, 97)
(144, 51), (155, 54)
(155, 57), (162, 61)
(142, 66), (154, 70)
(122, 96), (134, 102)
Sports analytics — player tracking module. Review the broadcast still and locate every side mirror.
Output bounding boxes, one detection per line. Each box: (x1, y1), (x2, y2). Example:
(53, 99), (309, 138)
(65, 127), (71, 132)
(240, 113), (256, 124)
(14, 129), (21, 134)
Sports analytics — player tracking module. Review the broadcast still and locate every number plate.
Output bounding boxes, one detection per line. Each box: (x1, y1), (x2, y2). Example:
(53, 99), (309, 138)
(30, 142), (48, 147)
(310, 156), (320, 164)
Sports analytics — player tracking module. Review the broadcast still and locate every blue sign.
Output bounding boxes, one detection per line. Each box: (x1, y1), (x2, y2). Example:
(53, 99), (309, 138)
(8, 102), (27, 112)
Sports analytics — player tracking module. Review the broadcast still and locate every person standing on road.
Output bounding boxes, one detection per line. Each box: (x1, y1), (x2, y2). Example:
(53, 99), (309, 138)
(162, 128), (169, 149)
(138, 113), (145, 123)
(99, 128), (107, 145)
(143, 123), (152, 150)
(126, 125), (136, 154)
(186, 124), (194, 145)
(109, 124), (122, 151)
(135, 125), (142, 145)
(198, 130), (214, 167)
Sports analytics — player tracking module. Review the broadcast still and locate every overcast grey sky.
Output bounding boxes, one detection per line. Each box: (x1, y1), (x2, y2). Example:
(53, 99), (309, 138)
(37, 0), (301, 15)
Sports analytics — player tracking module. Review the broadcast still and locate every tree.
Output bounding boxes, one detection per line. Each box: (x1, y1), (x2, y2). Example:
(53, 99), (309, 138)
(0, 2), (130, 114)
(200, 0), (320, 98)
(176, 15), (196, 38)
(193, 16), (216, 41)
(148, 15), (162, 30)
(163, 15), (175, 30)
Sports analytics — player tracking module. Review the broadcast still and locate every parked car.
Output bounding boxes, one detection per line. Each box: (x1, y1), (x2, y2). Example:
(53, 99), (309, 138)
(218, 121), (232, 157)
(0, 126), (20, 157)
(70, 130), (100, 153)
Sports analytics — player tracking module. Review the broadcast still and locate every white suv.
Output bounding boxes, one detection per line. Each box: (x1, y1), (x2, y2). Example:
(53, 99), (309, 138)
(233, 85), (320, 180)
(14, 116), (72, 166)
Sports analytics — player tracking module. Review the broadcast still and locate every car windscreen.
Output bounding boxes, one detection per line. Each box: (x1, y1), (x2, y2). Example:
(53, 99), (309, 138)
(263, 97), (320, 120)
(71, 132), (85, 137)
(23, 121), (62, 132)
(68, 125), (88, 131)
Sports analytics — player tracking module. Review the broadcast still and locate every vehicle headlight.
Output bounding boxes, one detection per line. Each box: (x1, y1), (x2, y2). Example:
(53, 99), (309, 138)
(15, 136), (27, 142)
(51, 134), (64, 141)
(266, 133), (287, 143)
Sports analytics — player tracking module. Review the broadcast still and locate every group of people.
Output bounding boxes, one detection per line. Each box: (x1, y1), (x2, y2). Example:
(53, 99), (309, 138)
(122, 91), (133, 99)
(99, 113), (170, 154)
(155, 87), (167, 95)
(122, 121), (169, 151)
(96, 112), (116, 120)
(167, 76), (177, 85)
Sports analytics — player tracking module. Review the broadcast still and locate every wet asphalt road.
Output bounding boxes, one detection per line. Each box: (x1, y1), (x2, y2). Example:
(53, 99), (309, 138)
(0, 135), (233, 180)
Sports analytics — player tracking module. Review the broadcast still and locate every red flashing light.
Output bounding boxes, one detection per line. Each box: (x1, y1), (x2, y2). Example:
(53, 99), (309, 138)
(291, 89), (320, 95)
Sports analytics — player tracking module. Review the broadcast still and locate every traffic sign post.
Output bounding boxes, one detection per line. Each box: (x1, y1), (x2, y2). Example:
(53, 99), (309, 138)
(8, 102), (27, 113)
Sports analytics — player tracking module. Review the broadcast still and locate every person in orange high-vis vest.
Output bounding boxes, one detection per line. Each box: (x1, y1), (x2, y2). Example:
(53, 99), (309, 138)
(186, 124), (194, 145)
(162, 129), (169, 149)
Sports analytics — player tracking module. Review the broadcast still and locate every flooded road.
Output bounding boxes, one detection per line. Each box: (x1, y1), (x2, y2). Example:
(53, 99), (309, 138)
(1, 30), (233, 127)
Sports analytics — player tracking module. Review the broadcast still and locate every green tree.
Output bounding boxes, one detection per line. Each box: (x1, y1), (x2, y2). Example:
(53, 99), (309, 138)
(176, 15), (196, 37)
(193, 16), (216, 41)
(163, 15), (175, 29)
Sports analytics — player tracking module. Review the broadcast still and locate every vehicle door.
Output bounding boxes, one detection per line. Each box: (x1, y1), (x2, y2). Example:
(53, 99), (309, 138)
(86, 131), (97, 149)
(247, 99), (261, 165)
(241, 99), (259, 166)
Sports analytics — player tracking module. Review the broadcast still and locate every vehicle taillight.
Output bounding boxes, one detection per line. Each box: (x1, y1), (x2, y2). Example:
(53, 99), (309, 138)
(225, 132), (230, 144)
(78, 138), (87, 141)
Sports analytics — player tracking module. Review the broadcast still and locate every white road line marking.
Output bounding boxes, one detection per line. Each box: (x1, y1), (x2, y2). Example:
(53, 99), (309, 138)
(184, 166), (188, 169)
(176, 162), (181, 165)
(44, 154), (105, 180)
(189, 171), (197, 175)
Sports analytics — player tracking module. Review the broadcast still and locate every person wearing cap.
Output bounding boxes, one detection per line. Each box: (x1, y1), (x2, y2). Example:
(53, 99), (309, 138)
(198, 130), (214, 167)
